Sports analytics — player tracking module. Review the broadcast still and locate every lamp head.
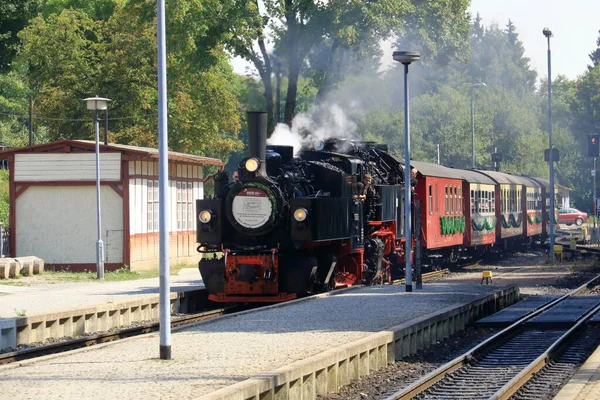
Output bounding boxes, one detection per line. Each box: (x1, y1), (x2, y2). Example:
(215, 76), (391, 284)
(472, 82), (486, 88)
(542, 28), (552, 38)
(393, 51), (420, 65)
(83, 96), (111, 111)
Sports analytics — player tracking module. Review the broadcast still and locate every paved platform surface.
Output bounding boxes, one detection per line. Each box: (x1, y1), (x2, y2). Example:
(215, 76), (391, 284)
(0, 268), (204, 318)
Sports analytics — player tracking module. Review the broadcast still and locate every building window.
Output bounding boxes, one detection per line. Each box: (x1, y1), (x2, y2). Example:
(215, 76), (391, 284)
(177, 181), (194, 231)
(147, 180), (159, 232)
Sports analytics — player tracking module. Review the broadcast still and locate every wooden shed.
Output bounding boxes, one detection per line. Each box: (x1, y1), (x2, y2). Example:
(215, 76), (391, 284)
(0, 140), (223, 271)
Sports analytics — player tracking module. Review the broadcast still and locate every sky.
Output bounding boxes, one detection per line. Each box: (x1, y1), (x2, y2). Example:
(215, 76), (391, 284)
(232, 0), (600, 82)
(469, 0), (600, 80)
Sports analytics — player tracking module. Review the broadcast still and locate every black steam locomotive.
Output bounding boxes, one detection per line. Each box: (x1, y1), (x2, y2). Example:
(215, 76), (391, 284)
(196, 112), (409, 302)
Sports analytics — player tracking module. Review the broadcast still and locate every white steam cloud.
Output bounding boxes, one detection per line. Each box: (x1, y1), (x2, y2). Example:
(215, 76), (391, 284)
(267, 103), (361, 155)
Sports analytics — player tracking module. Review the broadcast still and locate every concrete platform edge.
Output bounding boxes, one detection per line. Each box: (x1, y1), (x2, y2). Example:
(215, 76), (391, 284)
(5, 291), (184, 350)
(195, 286), (520, 400)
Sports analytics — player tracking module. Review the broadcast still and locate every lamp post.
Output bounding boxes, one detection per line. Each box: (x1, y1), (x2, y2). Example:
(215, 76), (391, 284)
(157, 0), (172, 360)
(393, 50), (420, 292)
(543, 27), (556, 264)
(83, 96), (111, 279)
(470, 82), (486, 168)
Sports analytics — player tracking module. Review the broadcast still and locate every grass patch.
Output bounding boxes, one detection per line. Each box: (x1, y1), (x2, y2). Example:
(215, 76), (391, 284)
(0, 263), (196, 285)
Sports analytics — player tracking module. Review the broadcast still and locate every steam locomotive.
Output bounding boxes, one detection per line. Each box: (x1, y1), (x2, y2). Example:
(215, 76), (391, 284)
(196, 112), (552, 303)
(196, 112), (408, 302)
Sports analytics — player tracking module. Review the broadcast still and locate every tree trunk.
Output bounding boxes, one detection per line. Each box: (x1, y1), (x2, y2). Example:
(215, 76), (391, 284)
(315, 40), (341, 103)
(284, 60), (300, 126)
(257, 38), (275, 134)
(275, 61), (281, 123)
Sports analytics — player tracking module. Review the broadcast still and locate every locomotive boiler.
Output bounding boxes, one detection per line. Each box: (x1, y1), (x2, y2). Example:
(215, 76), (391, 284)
(196, 112), (409, 302)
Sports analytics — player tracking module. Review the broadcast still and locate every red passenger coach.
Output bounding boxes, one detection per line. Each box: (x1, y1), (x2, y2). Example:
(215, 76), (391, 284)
(412, 162), (465, 255)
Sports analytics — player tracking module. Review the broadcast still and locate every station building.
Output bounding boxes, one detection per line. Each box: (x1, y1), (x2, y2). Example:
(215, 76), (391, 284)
(0, 140), (223, 271)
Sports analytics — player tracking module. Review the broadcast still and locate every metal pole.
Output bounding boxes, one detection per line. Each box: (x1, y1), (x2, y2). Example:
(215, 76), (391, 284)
(471, 87), (475, 168)
(547, 34), (555, 264)
(104, 105), (109, 145)
(594, 157), (597, 242)
(95, 109), (104, 279)
(437, 144), (440, 164)
(157, 0), (171, 360)
(403, 63), (412, 292)
(415, 200), (422, 289)
(29, 96), (33, 146)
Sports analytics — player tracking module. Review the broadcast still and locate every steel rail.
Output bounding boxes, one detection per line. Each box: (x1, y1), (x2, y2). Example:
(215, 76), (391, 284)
(489, 301), (600, 400)
(384, 272), (600, 400)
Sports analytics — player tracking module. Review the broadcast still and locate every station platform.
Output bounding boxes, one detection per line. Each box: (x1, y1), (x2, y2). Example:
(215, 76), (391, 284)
(0, 268), (205, 349)
(0, 270), (520, 400)
(0, 262), (598, 400)
(0, 268), (204, 318)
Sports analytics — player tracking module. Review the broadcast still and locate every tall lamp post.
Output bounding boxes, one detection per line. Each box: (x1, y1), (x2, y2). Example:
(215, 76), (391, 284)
(157, 0), (171, 360)
(470, 82), (486, 168)
(393, 50), (420, 292)
(83, 96), (111, 279)
(543, 27), (556, 264)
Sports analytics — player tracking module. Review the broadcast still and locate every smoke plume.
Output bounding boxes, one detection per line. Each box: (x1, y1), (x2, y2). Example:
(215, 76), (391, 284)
(267, 103), (361, 154)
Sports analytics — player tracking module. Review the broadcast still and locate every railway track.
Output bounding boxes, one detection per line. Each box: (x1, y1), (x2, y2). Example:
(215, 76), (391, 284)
(385, 274), (600, 400)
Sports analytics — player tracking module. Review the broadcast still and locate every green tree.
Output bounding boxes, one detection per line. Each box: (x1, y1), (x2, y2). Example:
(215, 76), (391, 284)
(0, 0), (42, 72)
(226, 0), (471, 130)
(18, 10), (103, 140)
(17, 3), (244, 159)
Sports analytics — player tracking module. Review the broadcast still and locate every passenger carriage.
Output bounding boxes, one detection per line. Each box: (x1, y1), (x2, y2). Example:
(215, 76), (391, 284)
(475, 171), (542, 249)
(411, 161), (465, 264)
(462, 170), (497, 253)
(529, 177), (559, 240)
(520, 176), (544, 240)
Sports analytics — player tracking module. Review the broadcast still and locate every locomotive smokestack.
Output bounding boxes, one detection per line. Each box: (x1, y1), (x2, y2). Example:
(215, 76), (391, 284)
(246, 111), (268, 175)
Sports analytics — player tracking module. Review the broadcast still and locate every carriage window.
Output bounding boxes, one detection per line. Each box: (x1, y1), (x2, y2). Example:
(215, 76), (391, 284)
(445, 186), (449, 215)
(435, 184), (438, 212)
(453, 186), (457, 214)
(459, 187), (462, 213)
(471, 189), (475, 213)
(491, 191), (495, 212)
(428, 184), (433, 215)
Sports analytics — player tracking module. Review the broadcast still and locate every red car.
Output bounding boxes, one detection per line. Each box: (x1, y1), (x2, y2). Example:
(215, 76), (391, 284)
(558, 208), (588, 226)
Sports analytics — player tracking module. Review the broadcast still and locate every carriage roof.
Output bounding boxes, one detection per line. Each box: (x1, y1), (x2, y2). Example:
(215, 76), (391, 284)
(410, 161), (495, 184)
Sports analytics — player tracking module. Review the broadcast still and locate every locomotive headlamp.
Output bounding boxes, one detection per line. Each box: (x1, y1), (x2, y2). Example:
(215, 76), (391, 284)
(199, 210), (212, 223)
(245, 158), (260, 172)
(293, 208), (308, 222)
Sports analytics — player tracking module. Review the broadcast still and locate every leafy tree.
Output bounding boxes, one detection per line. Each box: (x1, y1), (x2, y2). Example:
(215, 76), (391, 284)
(226, 0), (471, 130)
(17, 3), (244, 159)
(42, 0), (124, 20)
(588, 30), (600, 71)
(18, 10), (103, 140)
(0, 0), (42, 72)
